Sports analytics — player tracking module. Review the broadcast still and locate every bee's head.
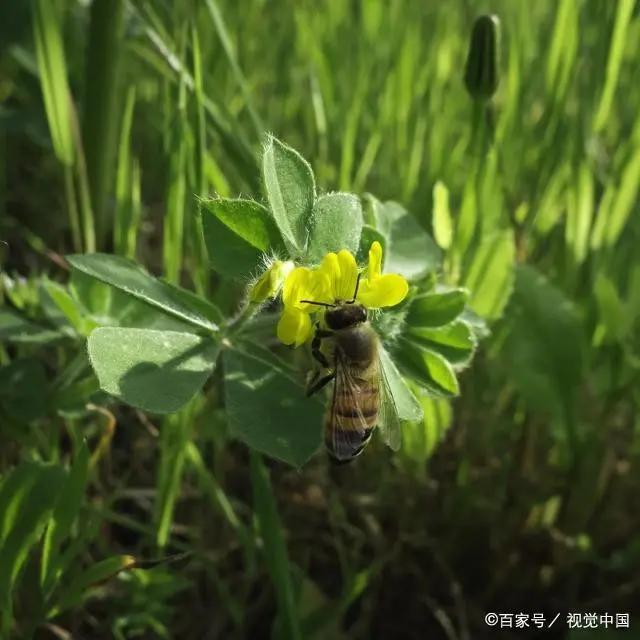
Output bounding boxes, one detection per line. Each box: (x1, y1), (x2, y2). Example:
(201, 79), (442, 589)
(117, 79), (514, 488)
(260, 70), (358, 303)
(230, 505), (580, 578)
(324, 303), (367, 330)
(301, 272), (367, 331)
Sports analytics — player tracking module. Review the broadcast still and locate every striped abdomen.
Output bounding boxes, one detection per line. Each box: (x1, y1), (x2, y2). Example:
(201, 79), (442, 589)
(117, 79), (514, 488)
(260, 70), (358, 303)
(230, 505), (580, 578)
(324, 369), (380, 464)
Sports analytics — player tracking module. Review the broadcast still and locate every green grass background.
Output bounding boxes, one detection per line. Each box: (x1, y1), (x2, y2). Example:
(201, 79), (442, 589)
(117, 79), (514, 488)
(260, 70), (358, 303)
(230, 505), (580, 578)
(1, 0), (639, 638)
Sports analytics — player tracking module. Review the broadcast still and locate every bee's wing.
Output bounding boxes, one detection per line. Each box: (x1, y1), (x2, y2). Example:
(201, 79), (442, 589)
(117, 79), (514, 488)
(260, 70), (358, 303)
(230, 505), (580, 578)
(330, 349), (369, 455)
(376, 353), (402, 452)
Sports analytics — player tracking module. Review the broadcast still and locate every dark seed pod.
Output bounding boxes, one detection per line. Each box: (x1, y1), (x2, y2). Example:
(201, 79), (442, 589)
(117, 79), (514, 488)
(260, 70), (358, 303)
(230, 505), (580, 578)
(464, 14), (501, 102)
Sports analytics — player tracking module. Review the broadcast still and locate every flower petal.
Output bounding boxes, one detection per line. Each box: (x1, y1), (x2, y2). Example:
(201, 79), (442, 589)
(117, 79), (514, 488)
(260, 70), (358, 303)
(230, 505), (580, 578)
(336, 250), (358, 301)
(319, 252), (340, 299)
(282, 267), (330, 310)
(282, 266), (309, 308)
(368, 241), (383, 281)
(357, 273), (409, 308)
(301, 269), (332, 311)
(319, 250), (359, 301)
(277, 308), (313, 346)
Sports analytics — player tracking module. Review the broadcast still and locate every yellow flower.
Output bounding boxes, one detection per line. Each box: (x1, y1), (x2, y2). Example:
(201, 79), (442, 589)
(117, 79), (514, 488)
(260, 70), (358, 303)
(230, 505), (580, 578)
(319, 249), (359, 302)
(357, 241), (408, 308)
(316, 242), (408, 308)
(276, 241), (408, 347)
(276, 266), (332, 346)
(249, 260), (294, 304)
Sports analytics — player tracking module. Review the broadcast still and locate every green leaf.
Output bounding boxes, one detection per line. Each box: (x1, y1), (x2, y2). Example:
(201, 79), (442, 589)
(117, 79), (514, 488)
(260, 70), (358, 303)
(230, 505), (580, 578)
(356, 225), (387, 266)
(54, 377), (102, 416)
(379, 201), (441, 280)
(201, 198), (283, 250)
(38, 282), (76, 335)
(0, 357), (48, 422)
(406, 288), (469, 328)
(87, 327), (220, 414)
(41, 280), (85, 334)
(70, 270), (198, 333)
(47, 554), (136, 617)
(159, 279), (224, 327)
(432, 181), (453, 250)
(66, 254), (219, 332)
(200, 198), (286, 279)
(250, 453), (302, 640)
(420, 395), (453, 459)
(1, 273), (38, 311)
(503, 264), (584, 417)
(69, 270), (115, 322)
(408, 322), (476, 365)
(223, 347), (323, 468)
(262, 135), (316, 252)
(459, 306), (491, 340)
(379, 346), (423, 422)
(362, 193), (385, 232)
(306, 192), (363, 263)
(401, 392), (452, 465)
(463, 229), (515, 320)
(0, 309), (64, 345)
(362, 193), (390, 236)
(394, 338), (460, 397)
(41, 441), (90, 591)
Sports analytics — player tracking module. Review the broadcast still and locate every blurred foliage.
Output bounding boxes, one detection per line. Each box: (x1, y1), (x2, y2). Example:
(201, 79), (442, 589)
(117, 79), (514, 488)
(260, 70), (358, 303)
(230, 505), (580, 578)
(1, 0), (640, 638)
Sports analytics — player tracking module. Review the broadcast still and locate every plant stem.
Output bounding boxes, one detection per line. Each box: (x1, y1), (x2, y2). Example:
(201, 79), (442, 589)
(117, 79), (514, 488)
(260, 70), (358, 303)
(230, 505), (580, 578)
(224, 302), (262, 338)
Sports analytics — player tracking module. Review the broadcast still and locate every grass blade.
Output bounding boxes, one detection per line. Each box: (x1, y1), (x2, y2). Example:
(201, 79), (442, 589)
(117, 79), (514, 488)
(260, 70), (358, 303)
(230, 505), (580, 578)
(32, 0), (74, 166)
(41, 441), (91, 593)
(0, 462), (64, 632)
(114, 85), (138, 259)
(47, 555), (136, 618)
(250, 452), (301, 640)
(204, 0), (264, 140)
(592, 0), (634, 134)
(81, 0), (125, 243)
(565, 161), (594, 266)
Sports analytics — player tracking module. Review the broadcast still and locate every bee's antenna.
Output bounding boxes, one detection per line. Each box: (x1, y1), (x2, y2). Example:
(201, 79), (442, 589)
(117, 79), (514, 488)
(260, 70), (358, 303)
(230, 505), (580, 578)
(300, 300), (335, 308)
(347, 273), (362, 304)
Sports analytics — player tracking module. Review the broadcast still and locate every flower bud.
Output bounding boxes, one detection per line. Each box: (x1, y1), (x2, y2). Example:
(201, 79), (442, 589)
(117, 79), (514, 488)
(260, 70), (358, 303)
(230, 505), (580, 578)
(249, 260), (295, 304)
(464, 14), (501, 102)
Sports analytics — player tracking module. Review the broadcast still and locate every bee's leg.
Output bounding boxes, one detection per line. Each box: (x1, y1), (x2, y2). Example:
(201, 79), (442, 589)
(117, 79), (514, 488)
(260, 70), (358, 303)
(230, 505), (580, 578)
(306, 371), (335, 397)
(307, 323), (335, 396)
(311, 328), (332, 369)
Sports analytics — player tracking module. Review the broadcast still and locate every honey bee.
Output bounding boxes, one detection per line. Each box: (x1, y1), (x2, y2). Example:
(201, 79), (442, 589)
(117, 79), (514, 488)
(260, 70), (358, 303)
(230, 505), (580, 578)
(303, 275), (402, 464)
